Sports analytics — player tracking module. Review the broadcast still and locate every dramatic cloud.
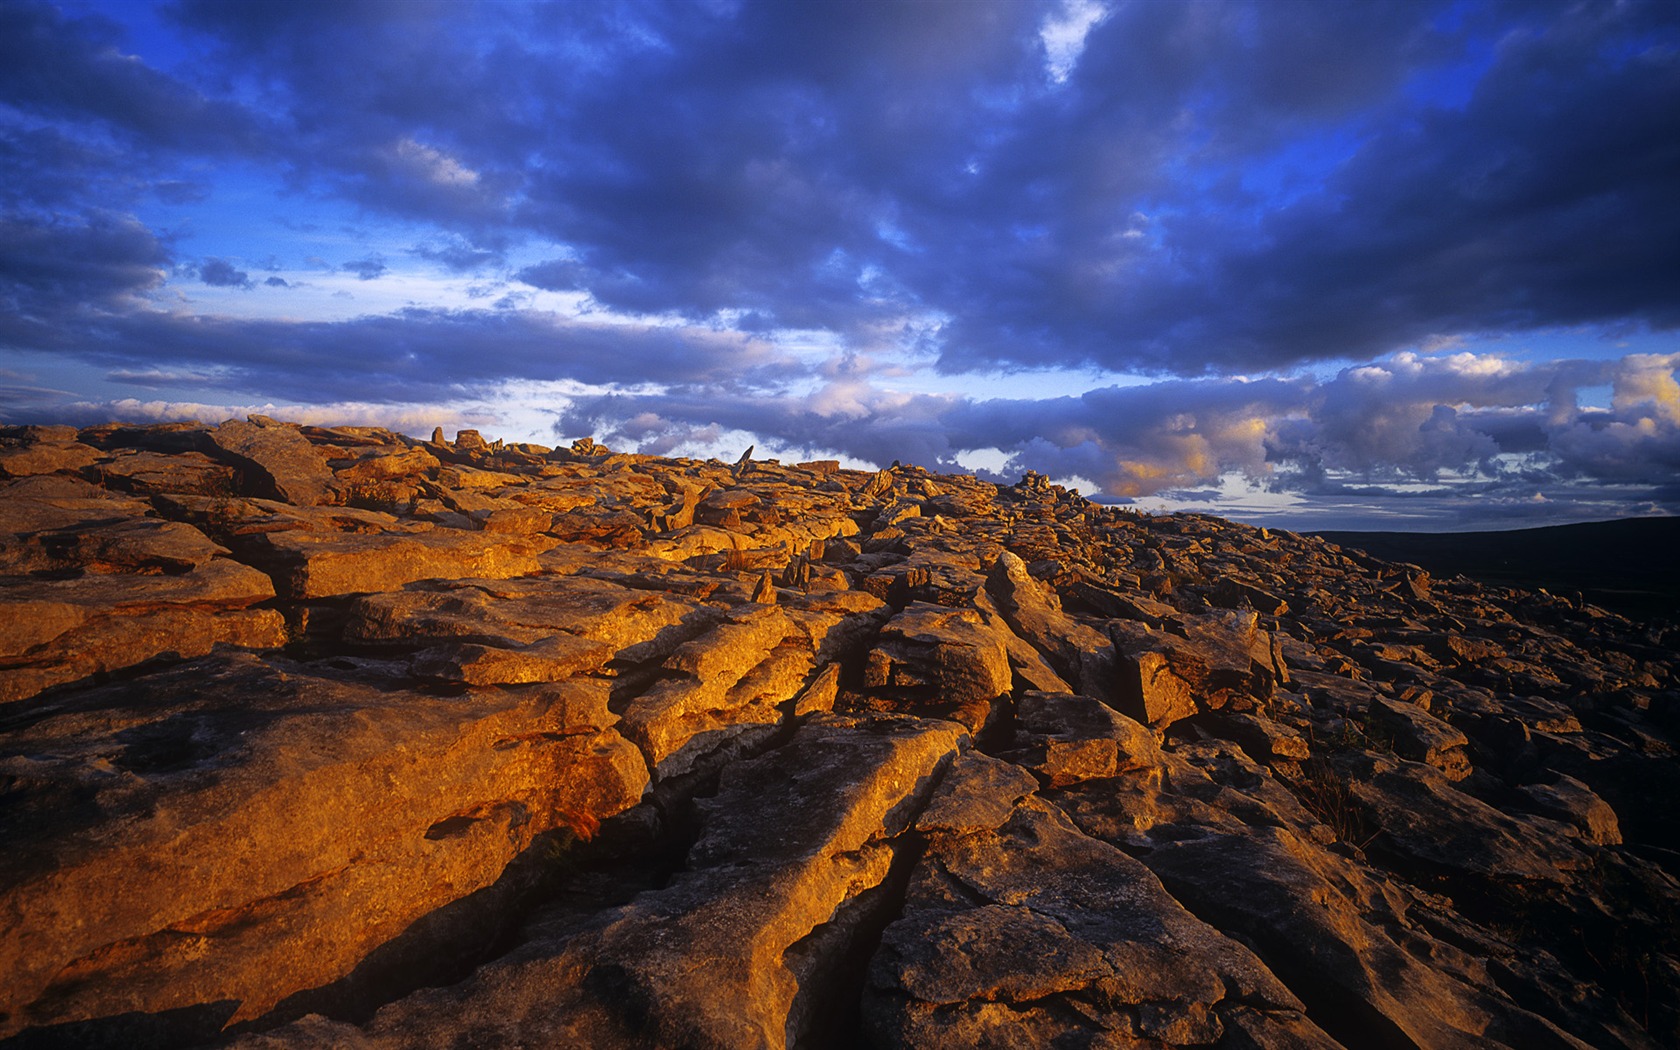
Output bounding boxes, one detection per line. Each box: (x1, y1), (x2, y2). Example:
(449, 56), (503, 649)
(26, 395), (500, 438)
(0, 302), (797, 410)
(561, 351), (1680, 526)
(0, 1), (263, 155)
(1, 0), (1676, 528)
(0, 212), (170, 315)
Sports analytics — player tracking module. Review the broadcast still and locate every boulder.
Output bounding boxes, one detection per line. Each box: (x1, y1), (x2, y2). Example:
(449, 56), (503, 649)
(1518, 774), (1622, 846)
(1003, 690), (1162, 788)
(1368, 694), (1473, 781)
(332, 445), (440, 485)
(984, 550), (1119, 704)
(1109, 610), (1282, 729)
(862, 601), (1012, 731)
(206, 419), (336, 506)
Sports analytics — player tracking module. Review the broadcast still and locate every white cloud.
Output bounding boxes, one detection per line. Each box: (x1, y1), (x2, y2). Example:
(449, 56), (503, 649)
(392, 138), (480, 188)
(1040, 0), (1108, 83)
(1611, 353), (1680, 424)
(39, 397), (499, 438)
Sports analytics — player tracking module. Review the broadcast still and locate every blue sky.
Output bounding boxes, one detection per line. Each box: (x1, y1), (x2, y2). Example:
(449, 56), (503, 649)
(2, 0), (1677, 530)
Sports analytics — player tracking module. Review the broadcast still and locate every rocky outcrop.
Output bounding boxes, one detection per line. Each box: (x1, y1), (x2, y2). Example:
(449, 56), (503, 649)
(1, 419), (1676, 1049)
(0, 475), (284, 703)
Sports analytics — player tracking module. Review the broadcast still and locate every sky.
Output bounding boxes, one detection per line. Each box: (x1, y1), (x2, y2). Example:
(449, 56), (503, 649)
(1, 0), (1677, 531)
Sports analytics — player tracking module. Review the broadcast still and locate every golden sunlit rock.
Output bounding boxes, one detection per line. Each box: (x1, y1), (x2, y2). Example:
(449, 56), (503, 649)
(0, 418), (1676, 1049)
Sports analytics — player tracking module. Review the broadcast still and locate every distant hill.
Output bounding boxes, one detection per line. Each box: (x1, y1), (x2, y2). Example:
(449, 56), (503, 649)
(1313, 517), (1680, 622)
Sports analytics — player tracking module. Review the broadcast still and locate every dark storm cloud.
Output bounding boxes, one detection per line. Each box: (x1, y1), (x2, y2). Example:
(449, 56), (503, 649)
(215, 0), (1678, 370)
(0, 125), (135, 211)
(0, 0), (264, 154)
(4, 303), (794, 408)
(166, 0), (530, 237)
(0, 212), (170, 315)
(198, 258), (252, 289)
(509, 0), (1048, 329)
(340, 258), (388, 281)
(4, 0), (1674, 372)
(929, 1), (1680, 374)
(2, 0), (1655, 372)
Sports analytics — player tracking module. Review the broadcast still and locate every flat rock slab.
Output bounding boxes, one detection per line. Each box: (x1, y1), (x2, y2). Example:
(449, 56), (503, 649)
(867, 793), (1331, 1048)
(0, 651), (647, 1040)
(345, 572), (706, 651)
(618, 605), (811, 780)
(0, 440), (101, 479)
(206, 420), (337, 506)
(410, 634), (614, 685)
(0, 559), (284, 703)
(95, 449), (237, 496)
(1144, 823), (1606, 1050)
(251, 527), (558, 598)
(1344, 754), (1585, 882)
(233, 713), (966, 1050)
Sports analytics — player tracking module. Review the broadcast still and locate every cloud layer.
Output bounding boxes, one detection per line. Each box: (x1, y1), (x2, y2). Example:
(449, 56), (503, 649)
(556, 351), (1680, 522)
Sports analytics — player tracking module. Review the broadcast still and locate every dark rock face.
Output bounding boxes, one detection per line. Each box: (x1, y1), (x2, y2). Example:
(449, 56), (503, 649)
(1, 419), (1676, 1049)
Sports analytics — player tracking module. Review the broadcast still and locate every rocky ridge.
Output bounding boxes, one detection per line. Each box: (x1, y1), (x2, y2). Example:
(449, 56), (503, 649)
(1, 417), (1676, 1049)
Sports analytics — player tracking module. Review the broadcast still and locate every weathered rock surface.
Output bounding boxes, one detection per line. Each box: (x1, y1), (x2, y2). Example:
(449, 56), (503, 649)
(0, 419), (1675, 1049)
(203, 418), (336, 506)
(232, 714), (963, 1050)
(0, 476), (284, 704)
(0, 652), (645, 1041)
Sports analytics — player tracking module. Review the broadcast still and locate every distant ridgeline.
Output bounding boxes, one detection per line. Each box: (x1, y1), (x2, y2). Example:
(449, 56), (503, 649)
(1313, 518), (1680, 623)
